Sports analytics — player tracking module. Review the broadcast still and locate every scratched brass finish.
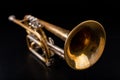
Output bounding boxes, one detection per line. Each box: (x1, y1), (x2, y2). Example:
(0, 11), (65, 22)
(8, 15), (106, 70)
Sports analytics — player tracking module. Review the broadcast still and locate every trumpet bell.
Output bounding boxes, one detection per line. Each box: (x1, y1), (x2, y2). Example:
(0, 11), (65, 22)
(65, 20), (106, 70)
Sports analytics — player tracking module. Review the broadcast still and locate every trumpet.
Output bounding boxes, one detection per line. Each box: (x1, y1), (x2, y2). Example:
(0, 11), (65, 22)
(8, 15), (106, 70)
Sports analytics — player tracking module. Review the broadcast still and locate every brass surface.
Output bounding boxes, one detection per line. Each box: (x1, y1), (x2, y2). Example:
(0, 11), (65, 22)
(64, 20), (106, 70)
(8, 15), (106, 70)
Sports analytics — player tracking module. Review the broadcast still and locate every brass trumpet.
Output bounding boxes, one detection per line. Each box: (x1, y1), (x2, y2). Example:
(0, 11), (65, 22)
(8, 15), (106, 70)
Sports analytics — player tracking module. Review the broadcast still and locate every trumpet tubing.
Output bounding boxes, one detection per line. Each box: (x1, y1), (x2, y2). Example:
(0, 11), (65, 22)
(8, 15), (106, 70)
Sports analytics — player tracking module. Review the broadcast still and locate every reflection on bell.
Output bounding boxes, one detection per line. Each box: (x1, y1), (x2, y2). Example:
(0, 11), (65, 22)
(75, 53), (90, 69)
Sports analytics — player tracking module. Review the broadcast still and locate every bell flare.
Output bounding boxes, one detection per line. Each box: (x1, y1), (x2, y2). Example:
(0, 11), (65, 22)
(64, 20), (106, 70)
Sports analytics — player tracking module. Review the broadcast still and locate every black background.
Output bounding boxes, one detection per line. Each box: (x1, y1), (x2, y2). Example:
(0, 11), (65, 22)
(0, 1), (120, 80)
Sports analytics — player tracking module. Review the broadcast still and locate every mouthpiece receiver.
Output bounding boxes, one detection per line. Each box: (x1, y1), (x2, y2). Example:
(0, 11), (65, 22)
(8, 15), (15, 21)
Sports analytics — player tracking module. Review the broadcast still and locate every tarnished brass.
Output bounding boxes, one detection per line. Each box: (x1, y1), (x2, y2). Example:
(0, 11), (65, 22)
(8, 15), (106, 70)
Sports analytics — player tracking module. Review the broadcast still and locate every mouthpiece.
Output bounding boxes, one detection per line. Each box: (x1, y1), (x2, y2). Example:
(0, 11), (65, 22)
(8, 15), (15, 21)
